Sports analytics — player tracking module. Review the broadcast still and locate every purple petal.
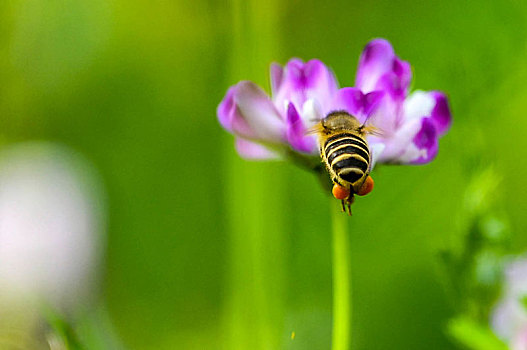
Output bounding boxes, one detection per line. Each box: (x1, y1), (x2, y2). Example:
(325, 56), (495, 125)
(364, 93), (399, 136)
(329, 88), (385, 124)
(218, 86), (236, 132)
(373, 90), (451, 165)
(235, 138), (280, 160)
(356, 39), (394, 92)
(217, 85), (256, 138)
(305, 60), (339, 110)
(381, 117), (439, 165)
(430, 91), (452, 136)
(363, 91), (385, 119)
(375, 63), (411, 99)
(329, 87), (364, 116)
(304, 59), (338, 91)
(272, 58), (339, 116)
(402, 90), (452, 136)
(403, 90), (435, 122)
(373, 117), (419, 163)
(408, 118), (439, 164)
(355, 38), (411, 97)
(374, 116), (438, 164)
(270, 63), (283, 96)
(286, 103), (318, 154)
(217, 81), (286, 142)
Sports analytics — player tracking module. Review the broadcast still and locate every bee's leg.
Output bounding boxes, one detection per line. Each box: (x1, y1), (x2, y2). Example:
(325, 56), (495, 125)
(341, 200), (346, 212)
(346, 194), (355, 216)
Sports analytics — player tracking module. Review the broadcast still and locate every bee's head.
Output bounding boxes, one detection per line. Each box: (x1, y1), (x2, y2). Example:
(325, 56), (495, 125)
(322, 111), (362, 132)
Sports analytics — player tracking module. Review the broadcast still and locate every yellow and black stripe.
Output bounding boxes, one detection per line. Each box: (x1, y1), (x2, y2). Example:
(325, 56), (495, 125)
(323, 132), (370, 188)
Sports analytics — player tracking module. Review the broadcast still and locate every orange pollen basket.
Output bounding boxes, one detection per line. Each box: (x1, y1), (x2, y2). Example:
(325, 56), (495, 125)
(357, 176), (374, 196)
(332, 184), (350, 200)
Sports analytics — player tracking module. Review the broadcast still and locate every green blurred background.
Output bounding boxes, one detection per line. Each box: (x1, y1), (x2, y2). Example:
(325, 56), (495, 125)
(1, 0), (527, 349)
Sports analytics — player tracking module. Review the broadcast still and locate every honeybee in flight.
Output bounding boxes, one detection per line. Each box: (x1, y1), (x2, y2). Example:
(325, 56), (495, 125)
(311, 111), (376, 215)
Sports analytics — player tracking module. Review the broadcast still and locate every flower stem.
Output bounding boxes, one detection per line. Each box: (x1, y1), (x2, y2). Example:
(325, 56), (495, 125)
(222, 0), (284, 349)
(331, 199), (352, 350)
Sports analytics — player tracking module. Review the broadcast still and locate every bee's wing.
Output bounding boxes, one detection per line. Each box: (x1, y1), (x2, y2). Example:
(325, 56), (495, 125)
(305, 123), (324, 135)
(360, 111), (387, 138)
(362, 125), (385, 137)
(359, 92), (387, 137)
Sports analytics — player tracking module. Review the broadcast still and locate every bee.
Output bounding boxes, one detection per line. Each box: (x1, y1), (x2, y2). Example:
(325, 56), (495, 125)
(311, 111), (376, 215)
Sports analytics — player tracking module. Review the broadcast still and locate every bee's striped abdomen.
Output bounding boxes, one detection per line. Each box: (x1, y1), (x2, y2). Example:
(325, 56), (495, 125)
(324, 133), (370, 188)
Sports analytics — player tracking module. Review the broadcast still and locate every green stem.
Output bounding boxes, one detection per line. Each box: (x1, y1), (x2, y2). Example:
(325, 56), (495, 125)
(222, 0), (284, 349)
(331, 199), (352, 350)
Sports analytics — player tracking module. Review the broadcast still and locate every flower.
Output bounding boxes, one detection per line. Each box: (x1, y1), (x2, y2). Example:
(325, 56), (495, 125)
(0, 142), (105, 313)
(356, 39), (452, 164)
(491, 257), (527, 349)
(217, 38), (451, 167)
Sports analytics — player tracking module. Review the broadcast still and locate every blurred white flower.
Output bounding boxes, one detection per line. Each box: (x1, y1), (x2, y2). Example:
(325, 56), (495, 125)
(491, 256), (527, 349)
(0, 142), (105, 312)
(512, 331), (527, 350)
